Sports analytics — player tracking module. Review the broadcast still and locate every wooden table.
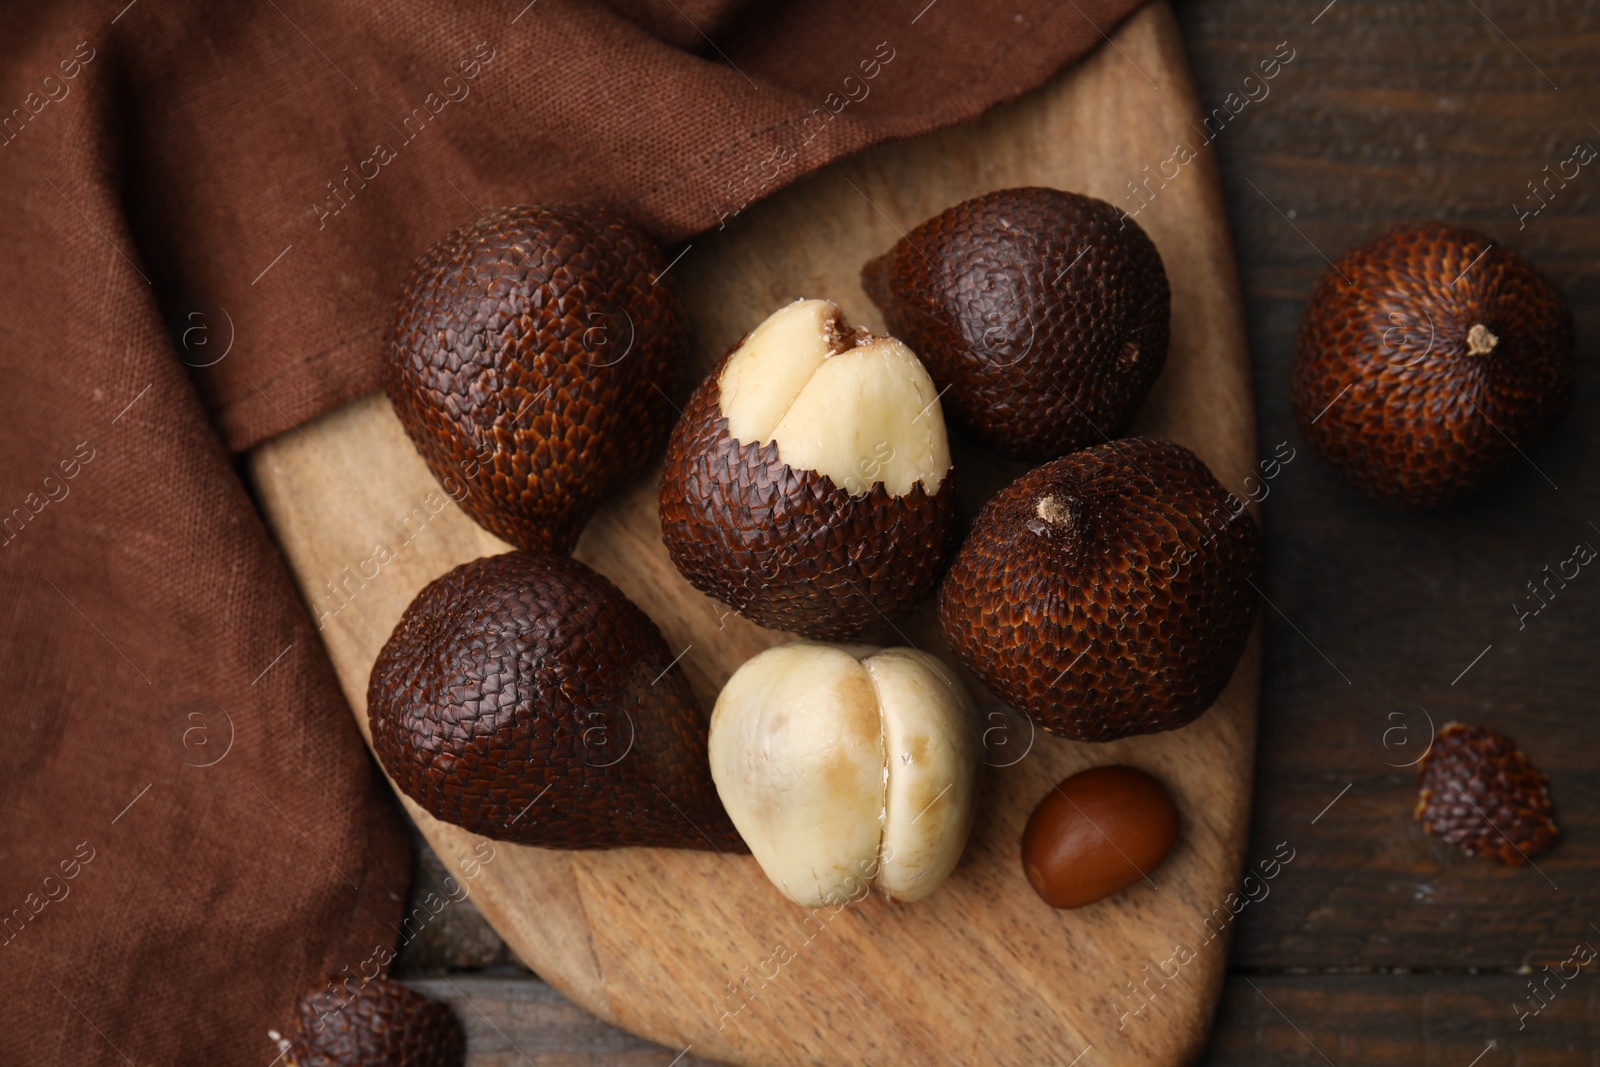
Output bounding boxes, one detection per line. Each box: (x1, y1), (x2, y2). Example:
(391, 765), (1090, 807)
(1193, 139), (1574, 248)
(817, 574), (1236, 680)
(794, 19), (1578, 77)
(387, 1), (1600, 1061)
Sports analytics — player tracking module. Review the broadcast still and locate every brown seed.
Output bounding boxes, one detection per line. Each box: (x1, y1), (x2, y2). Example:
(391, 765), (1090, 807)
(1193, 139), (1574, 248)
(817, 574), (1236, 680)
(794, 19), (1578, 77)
(862, 187), (1170, 460)
(1290, 222), (1573, 507)
(937, 437), (1262, 742)
(283, 977), (463, 1067)
(1415, 722), (1558, 866)
(385, 204), (688, 553)
(368, 551), (743, 851)
(1021, 765), (1179, 909)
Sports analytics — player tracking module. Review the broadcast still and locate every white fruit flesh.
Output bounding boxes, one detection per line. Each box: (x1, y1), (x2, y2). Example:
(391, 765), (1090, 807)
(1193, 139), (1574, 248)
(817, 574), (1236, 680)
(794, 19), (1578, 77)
(716, 298), (951, 498)
(708, 643), (885, 908)
(717, 299), (839, 443)
(709, 640), (977, 907)
(864, 648), (979, 902)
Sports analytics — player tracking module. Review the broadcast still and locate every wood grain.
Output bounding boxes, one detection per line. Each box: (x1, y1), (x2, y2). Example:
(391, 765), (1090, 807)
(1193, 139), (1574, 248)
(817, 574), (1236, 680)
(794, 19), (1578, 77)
(410, 972), (1600, 1067)
(404, 976), (718, 1067)
(248, 5), (1260, 1064)
(1172, 0), (1600, 982)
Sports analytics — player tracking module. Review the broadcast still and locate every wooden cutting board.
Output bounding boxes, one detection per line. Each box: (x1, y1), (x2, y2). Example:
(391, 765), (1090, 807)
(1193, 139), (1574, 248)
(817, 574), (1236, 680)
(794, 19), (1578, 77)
(249, 4), (1258, 1063)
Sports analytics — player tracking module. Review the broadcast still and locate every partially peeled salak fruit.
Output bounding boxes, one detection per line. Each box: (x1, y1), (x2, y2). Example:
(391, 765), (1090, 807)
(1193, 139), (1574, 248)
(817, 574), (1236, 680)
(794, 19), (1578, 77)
(659, 298), (958, 640)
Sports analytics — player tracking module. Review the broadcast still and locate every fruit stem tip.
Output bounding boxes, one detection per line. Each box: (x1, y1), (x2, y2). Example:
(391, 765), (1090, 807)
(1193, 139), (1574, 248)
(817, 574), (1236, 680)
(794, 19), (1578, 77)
(1466, 323), (1498, 357)
(1033, 495), (1076, 540)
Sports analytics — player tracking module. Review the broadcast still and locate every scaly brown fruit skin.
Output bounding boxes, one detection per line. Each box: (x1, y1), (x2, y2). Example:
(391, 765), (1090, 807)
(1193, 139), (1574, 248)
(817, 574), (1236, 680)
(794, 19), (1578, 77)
(937, 437), (1261, 742)
(286, 978), (463, 1067)
(368, 551), (744, 850)
(385, 204), (687, 553)
(862, 187), (1170, 460)
(1290, 222), (1573, 507)
(1415, 722), (1558, 865)
(659, 359), (959, 640)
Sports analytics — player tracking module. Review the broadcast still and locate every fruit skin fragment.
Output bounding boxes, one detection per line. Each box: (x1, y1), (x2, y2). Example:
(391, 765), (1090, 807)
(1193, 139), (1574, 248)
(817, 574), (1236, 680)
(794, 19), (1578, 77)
(1415, 722), (1558, 866)
(281, 977), (464, 1067)
(708, 642), (979, 907)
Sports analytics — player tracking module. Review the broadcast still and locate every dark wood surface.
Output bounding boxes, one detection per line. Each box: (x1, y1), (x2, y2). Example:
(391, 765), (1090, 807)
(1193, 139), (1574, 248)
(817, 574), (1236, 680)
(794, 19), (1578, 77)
(1179, 0), (1600, 975)
(389, 0), (1600, 1061)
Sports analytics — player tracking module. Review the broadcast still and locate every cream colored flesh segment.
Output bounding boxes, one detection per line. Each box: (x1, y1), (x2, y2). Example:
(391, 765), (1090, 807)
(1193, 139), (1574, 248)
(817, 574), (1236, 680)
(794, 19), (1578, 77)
(708, 643), (886, 908)
(717, 299), (839, 444)
(768, 337), (952, 498)
(864, 648), (979, 903)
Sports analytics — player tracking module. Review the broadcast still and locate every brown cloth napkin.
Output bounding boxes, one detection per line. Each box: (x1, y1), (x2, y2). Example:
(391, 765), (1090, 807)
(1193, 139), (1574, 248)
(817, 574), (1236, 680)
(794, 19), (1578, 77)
(0, 0), (1141, 1061)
